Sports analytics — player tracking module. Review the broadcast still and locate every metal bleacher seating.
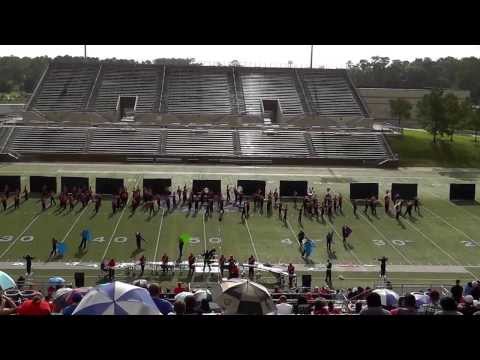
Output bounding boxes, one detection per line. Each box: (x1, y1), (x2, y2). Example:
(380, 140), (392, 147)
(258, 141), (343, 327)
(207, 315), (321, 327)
(165, 128), (234, 156)
(239, 70), (304, 115)
(299, 70), (364, 116)
(238, 129), (310, 157)
(93, 66), (160, 112)
(164, 68), (233, 114)
(8, 126), (88, 154)
(310, 131), (389, 160)
(88, 128), (163, 155)
(31, 64), (98, 112)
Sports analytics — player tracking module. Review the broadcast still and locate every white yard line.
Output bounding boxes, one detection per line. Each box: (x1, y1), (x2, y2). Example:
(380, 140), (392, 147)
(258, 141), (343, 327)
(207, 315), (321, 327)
(425, 189), (480, 223)
(421, 204), (480, 247)
(153, 208), (165, 263)
(0, 214), (41, 259)
(60, 204), (90, 243)
(243, 217), (259, 261)
(101, 178), (140, 260)
(403, 218), (461, 266)
(348, 203), (413, 265)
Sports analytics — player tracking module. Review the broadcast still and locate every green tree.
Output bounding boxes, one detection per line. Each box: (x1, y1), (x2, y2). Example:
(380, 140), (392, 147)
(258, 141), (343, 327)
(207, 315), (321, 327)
(389, 98), (412, 128)
(443, 93), (461, 141)
(467, 106), (480, 143)
(416, 89), (447, 143)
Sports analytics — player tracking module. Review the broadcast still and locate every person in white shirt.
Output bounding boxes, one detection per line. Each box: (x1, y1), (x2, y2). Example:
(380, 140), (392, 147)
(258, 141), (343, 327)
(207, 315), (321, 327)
(276, 295), (293, 315)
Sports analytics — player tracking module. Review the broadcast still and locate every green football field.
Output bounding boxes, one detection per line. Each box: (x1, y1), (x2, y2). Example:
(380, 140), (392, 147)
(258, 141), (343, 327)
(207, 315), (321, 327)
(1, 162), (480, 289)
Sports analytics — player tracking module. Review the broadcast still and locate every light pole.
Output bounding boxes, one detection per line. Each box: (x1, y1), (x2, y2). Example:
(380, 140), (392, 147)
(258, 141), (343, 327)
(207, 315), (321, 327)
(310, 45), (313, 68)
(84, 45), (87, 62)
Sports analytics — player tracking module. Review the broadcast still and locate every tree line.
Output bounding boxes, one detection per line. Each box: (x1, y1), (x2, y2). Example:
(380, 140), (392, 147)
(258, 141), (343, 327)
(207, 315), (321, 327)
(347, 56), (480, 104)
(390, 91), (480, 143)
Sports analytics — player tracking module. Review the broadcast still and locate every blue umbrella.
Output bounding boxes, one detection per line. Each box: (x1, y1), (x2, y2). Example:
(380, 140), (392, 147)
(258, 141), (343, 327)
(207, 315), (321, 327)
(72, 281), (161, 315)
(48, 276), (66, 285)
(57, 243), (67, 256)
(412, 292), (430, 307)
(303, 238), (315, 257)
(0, 271), (16, 290)
(372, 288), (399, 307)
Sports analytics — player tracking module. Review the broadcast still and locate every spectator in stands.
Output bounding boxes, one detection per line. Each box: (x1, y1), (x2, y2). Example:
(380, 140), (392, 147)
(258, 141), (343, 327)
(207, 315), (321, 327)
(471, 281), (480, 300)
(354, 302), (363, 314)
(359, 292), (391, 315)
(464, 282), (473, 296)
(174, 282), (185, 295)
(62, 293), (83, 316)
(458, 295), (477, 316)
(451, 280), (464, 303)
(435, 297), (463, 315)
(195, 299), (212, 315)
(295, 295), (311, 315)
(327, 301), (341, 315)
(312, 299), (329, 315)
(17, 293), (51, 316)
(184, 295), (197, 315)
(390, 294), (417, 315)
(0, 291), (17, 315)
(276, 295), (293, 315)
(422, 290), (441, 315)
(170, 301), (186, 315)
(149, 283), (173, 315)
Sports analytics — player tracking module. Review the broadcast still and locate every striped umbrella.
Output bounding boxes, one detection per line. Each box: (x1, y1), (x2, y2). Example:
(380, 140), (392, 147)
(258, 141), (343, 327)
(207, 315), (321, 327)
(0, 271), (16, 290)
(372, 288), (399, 307)
(72, 281), (161, 315)
(412, 292), (430, 307)
(216, 279), (275, 315)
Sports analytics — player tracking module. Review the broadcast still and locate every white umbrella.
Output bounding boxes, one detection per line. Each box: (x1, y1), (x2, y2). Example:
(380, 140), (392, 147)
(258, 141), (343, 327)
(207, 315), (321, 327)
(174, 291), (194, 302)
(372, 288), (399, 307)
(216, 279), (275, 315)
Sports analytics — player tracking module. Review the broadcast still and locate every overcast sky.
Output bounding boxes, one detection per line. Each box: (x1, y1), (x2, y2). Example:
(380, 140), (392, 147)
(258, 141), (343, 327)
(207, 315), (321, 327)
(1, 45), (479, 68)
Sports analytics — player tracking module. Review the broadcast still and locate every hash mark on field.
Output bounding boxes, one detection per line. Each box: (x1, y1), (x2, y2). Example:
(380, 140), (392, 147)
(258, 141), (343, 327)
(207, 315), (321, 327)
(101, 178), (140, 260)
(60, 204), (90, 243)
(0, 214), (41, 259)
(349, 203), (412, 265)
(153, 208), (165, 263)
(243, 218), (259, 261)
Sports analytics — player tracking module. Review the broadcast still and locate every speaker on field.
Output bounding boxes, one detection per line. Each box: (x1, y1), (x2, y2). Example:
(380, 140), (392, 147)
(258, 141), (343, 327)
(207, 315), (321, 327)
(350, 183), (379, 199)
(74, 272), (85, 288)
(302, 274), (312, 289)
(391, 183), (418, 200)
(450, 184), (476, 201)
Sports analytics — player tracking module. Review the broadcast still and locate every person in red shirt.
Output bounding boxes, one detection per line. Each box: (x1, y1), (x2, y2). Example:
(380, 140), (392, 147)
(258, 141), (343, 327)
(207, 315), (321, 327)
(107, 258), (116, 281)
(17, 294), (51, 316)
(311, 299), (329, 315)
(174, 282), (185, 295)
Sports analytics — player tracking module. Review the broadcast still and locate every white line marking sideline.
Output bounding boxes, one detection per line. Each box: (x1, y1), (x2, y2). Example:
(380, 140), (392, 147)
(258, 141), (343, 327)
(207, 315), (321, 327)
(153, 208), (165, 263)
(243, 217), (259, 261)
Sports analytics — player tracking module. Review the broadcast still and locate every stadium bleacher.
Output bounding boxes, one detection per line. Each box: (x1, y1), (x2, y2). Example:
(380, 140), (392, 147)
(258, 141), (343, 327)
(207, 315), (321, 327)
(238, 129), (310, 157)
(164, 67), (234, 114)
(165, 128), (235, 156)
(89, 128), (163, 155)
(31, 63), (98, 112)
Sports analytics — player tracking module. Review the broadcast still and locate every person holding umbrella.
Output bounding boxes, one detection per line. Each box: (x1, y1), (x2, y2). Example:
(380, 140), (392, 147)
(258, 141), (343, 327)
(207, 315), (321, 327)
(23, 254), (34, 276)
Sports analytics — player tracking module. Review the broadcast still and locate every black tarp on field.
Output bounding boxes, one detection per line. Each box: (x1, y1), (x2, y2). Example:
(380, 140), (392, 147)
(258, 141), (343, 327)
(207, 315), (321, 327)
(0, 176), (20, 193)
(279, 181), (308, 197)
(192, 180), (221, 194)
(237, 180), (266, 196)
(143, 178), (172, 195)
(350, 183), (379, 199)
(96, 178), (124, 195)
(391, 183), (418, 200)
(30, 176), (57, 194)
(450, 184), (476, 201)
